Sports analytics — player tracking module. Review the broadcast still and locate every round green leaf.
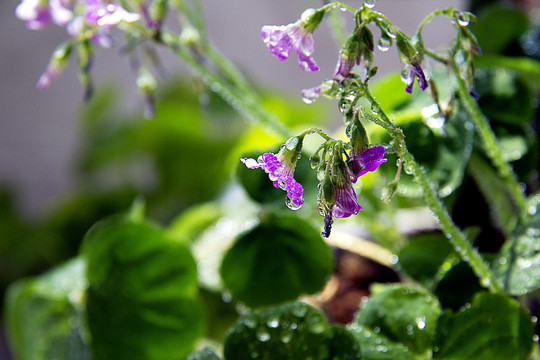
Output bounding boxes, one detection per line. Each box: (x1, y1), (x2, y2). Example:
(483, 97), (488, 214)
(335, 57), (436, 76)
(223, 302), (331, 360)
(354, 285), (441, 357)
(434, 292), (535, 360)
(4, 258), (91, 360)
(494, 193), (540, 295)
(220, 213), (333, 307)
(82, 216), (204, 360)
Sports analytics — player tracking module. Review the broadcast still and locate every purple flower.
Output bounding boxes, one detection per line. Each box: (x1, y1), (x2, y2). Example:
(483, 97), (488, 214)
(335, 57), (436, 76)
(85, 0), (140, 27)
(333, 54), (359, 82)
(332, 183), (363, 218)
(261, 22), (319, 72)
(16, 0), (72, 30)
(348, 145), (387, 182)
(403, 62), (428, 94)
(241, 152), (304, 209)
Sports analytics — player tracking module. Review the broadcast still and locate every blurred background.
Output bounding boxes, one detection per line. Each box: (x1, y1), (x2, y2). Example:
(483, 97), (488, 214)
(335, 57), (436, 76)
(3, 0), (540, 358)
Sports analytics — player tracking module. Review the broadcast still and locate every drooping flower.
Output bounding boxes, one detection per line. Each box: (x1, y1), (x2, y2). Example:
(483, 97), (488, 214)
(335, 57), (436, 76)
(402, 62), (428, 94)
(317, 148), (363, 238)
(16, 0), (72, 30)
(348, 146), (387, 182)
(261, 8), (324, 72)
(241, 152), (304, 210)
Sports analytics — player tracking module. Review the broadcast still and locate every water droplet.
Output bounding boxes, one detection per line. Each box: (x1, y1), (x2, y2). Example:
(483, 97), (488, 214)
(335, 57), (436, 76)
(464, 302), (472, 309)
(498, 257), (507, 265)
(534, 334), (539, 342)
(373, 327), (381, 334)
(427, 116), (445, 130)
(364, 331), (371, 338)
(518, 258), (533, 269)
(222, 291), (233, 303)
(292, 306), (307, 318)
(339, 6), (347, 12)
(339, 98), (352, 113)
(257, 329), (271, 342)
(480, 277), (491, 287)
(371, 102), (380, 115)
(400, 67), (410, 84)
(361, 296), (369, 304)
(250, 351), (259, 358)
(531, 316), (538, 324)
(267, 319), (279, 328)
(300, 8), (316, 23)
(415, 317), (426, 329)
(310, 322), (325, 334)
(244, 318), (257, 329)
(281, 333), (292, 343)
(385, 25), (397, 39)
(377, 37), (391, 52)
(376, 345), (387, 353)
(526, 227), (540, 237)
(457, 12), (470, 26)
(290, 323), (298, 330)
(389, 254), (399, 265)
(407, 325), (414, 335)
(285, 197), (302, 211)
(454, 246), (461, 252)
(364, 0), (376, 8)
(528, 205), (538, 215)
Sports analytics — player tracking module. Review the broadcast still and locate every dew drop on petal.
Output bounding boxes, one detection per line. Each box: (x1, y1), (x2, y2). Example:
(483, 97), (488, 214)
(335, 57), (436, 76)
(286, 197), (302, 210)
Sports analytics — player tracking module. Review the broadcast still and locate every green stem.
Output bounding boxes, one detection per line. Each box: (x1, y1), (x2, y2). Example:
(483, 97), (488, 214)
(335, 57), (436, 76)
(403, 150), (504, 294)
(364, 84), (504, 294)
(452, 58), (528, 217)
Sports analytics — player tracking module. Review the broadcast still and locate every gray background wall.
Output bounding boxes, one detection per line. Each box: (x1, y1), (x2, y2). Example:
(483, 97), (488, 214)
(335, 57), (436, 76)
(0, 0), (465, 216)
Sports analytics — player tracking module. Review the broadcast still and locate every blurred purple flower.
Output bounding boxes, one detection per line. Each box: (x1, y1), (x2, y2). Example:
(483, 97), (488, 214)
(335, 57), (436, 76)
(261, 22), (319, 72)
(85, 0), (140, 27)
(16, 0), (72, 30)
(348, 145), (387, 182)
(241, 152), (304, 209)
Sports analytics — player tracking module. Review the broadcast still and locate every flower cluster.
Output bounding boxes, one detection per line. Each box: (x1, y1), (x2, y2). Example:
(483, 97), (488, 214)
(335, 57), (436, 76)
(15, 0), (142, 92)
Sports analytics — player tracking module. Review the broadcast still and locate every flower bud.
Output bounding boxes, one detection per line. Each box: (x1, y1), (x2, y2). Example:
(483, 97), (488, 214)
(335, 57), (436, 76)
(278, 135), (304, 169)
(137, 67), (157, 119)
(149, 0), (167, 27)
(348, 113), (369, 154)
(395, 32), (418, 64)
(36, 40), (72, 89)
(300, 8), (325, 33)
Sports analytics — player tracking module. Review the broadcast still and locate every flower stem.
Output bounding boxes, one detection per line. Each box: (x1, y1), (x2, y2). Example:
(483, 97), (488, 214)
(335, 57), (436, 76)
(452, 57), (528, 218)
(403, 150), (503, 294)
(363, 84), (504, 294)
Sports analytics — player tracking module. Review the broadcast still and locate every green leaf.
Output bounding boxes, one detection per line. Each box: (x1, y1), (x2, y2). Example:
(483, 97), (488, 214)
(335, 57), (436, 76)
(396, 232), (453, 283)
(220, 213), (333, 307)
(434, 292), (535, 360)
(4, 258), (91, 360)
(471, 7), (529, 55)
(349, 324), (419, 360)
(475, 55), (540, 89)
(474, 67), (535, 126)
(434, 261), (483, 311)
(223, 302), (332, 360)
(167, 202), (223, 245)
(82, 216), (204, 360)
(467, 153), (519, 234)
(187, 346), (222, 360)
(493, 193), (540, 295)
(354, 284), (441, 358)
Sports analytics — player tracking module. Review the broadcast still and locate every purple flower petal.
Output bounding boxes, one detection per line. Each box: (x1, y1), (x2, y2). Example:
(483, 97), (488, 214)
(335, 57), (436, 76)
(261, 25), (294, 61)
(241, 152), (304, 210)
(404, 62), (428, 93)
(332, 184), (362, 218)
(348, 146), (387, 181)
(296, 49), (319, 72)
